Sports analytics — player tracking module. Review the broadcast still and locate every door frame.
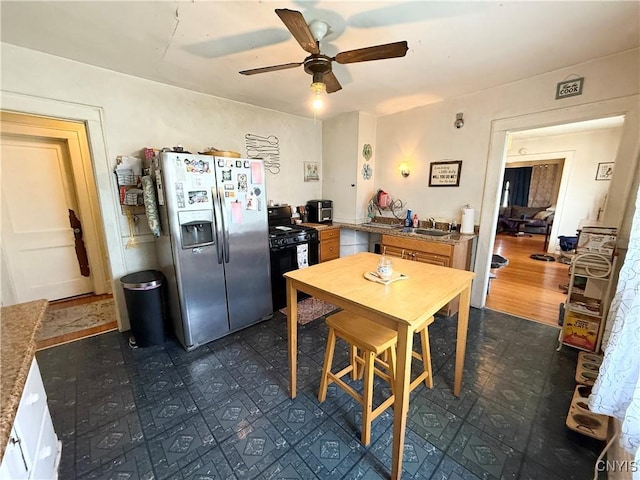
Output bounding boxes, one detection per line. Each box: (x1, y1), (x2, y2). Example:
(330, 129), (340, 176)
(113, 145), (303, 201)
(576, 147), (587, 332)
(1, 92), (126, 328)
(474, 94), (640, 308)
(1, 111), (110, 300)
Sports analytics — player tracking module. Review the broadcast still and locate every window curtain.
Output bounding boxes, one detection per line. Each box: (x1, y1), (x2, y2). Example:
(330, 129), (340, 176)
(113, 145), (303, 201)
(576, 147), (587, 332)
(528, 164), (558, 207)
(589, 184), (640, 474)
(503, 167), (532, 206)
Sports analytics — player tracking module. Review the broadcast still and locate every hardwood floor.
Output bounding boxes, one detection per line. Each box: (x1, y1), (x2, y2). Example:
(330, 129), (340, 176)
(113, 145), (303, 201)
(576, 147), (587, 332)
(485, 232), (568, 327)
(36, 293), (118, 350)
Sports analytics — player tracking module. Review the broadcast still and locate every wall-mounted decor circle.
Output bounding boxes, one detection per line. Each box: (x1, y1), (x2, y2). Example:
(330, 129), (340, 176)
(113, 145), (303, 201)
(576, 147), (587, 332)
(362, 163), (373, 180)
(362, 144), (372, 161)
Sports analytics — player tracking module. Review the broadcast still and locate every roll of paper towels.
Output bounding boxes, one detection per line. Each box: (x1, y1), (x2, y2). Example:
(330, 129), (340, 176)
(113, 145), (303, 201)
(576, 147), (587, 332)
(460, 208), (475, 234)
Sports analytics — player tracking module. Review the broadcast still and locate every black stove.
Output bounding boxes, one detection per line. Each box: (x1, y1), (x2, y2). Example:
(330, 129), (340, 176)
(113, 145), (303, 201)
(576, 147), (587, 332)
(269, 225), (318, 248)
(267, 205), (319, 310)
(267, 205), (318, 247)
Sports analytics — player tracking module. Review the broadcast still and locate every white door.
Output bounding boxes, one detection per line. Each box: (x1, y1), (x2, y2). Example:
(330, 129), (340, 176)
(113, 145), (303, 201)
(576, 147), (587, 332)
(1, 135), (93, 302)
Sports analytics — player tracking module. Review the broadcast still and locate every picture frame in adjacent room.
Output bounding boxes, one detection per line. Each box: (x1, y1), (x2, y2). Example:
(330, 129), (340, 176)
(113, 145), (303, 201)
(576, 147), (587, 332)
(304, 161), (320, 182)
(429, 160), (462, 187)
(595, 162), (614, 181)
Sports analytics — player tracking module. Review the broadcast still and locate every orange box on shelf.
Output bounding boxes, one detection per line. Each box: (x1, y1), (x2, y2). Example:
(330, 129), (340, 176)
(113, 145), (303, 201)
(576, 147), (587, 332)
(562, 310), (600, 351)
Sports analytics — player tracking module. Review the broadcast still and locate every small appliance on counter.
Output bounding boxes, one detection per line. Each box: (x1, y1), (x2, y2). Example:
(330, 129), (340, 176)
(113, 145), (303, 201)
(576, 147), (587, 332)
(306, 199), (333, 224)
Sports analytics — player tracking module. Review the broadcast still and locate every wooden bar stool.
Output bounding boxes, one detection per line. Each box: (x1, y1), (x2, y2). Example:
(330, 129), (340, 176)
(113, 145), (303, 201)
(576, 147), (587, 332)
(318, 311), (397, 445)
(410, 315), (435, 391)
(355, 314), (434, 392)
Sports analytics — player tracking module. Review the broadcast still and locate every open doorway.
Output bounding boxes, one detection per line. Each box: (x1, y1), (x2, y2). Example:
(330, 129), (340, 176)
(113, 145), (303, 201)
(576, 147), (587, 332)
(485, 116), (625, 326)
(0, 111), (111, 304)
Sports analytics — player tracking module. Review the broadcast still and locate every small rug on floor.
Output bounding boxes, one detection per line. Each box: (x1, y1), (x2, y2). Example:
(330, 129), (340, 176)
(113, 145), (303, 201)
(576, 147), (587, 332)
(37, 298), (117, 342)
(530, 253), (556, 262)
(491, 254), (509, 269)
(279, 297), (339, 325)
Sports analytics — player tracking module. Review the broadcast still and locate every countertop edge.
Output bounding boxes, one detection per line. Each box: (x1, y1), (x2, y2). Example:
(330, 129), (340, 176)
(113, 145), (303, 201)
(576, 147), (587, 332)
(0, 299), (49, 461)
(330, 222), (476, 245)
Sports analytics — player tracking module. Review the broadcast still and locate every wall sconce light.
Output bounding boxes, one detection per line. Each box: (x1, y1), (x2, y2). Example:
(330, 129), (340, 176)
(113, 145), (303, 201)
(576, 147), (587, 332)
(399, 162), (410, 178)
(454, 112), (464, 129)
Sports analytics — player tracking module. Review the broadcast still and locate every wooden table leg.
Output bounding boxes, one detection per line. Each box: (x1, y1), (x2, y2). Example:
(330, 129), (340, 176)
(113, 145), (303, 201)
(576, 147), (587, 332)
(454, 283), (472, 397)
(286, 279), (298, 398)
(391, 323), (413, 480)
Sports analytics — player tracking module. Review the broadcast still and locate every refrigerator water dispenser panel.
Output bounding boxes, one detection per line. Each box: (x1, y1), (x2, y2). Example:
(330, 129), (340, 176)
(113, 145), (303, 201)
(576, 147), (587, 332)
(178, 210), (214, 249)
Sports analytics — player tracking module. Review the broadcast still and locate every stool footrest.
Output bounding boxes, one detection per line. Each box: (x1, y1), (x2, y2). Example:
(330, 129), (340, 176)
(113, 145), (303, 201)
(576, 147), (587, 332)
(327, 373), (363, 406)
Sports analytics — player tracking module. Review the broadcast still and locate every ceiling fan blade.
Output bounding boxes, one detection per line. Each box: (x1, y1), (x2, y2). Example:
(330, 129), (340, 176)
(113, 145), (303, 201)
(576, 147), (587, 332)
(335, 41), (408, 64)
(239, 62), (302, 75)
(323, 72), (342, 94)
(275, 8), (319, 55)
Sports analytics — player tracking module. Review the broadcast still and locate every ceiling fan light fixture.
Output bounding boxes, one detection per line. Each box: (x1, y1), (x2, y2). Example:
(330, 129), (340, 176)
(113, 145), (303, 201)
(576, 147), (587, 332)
(308, 20), (329, 42)
(240, 9), (407, 101)
(311, 81), (326, 111)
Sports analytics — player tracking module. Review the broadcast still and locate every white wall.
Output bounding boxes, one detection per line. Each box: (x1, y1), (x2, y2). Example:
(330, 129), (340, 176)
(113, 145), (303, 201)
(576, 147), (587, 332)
(507, 126), (624, 251)
(371, 49), (639, 307)
(356, 112), (377, 224)
(322, 112), (359, 223)
(1, 43), (323, 329)
(322, 111), (378, 224)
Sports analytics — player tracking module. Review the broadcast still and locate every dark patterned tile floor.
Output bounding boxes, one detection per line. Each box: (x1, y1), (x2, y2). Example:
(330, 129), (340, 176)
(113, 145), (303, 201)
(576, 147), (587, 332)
(37, 307), (607, 479)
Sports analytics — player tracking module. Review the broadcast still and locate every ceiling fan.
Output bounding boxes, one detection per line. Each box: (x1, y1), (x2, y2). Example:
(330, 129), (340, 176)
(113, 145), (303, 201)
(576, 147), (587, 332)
(239, 8), (409, 94)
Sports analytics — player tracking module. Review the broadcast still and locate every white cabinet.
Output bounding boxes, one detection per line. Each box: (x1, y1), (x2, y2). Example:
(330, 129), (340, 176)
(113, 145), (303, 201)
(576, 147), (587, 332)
(559, 253), (617, 353)
(0, 359), (60, 480)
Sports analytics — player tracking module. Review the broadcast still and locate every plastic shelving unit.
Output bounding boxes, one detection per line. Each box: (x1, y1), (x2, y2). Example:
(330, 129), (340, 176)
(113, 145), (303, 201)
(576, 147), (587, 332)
(557, 252), (616, 353)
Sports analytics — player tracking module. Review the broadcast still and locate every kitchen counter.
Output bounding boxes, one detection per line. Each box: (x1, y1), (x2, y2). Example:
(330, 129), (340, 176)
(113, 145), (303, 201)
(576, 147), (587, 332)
(299, 222), (340, 232)
(334, 221), (475, 245)
(0, 299), (48, 460)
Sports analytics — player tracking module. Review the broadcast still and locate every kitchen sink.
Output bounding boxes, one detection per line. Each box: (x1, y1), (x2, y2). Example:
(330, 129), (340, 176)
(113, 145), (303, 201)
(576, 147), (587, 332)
(411, 228), (450, 236)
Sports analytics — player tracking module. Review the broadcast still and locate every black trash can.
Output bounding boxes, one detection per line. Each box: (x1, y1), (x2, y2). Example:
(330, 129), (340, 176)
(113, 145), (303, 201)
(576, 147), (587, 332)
(120, 270), (166, 347)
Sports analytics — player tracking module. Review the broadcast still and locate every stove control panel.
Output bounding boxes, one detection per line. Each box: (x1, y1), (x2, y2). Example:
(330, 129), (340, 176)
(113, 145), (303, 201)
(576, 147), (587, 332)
(269, 229), (318, 248)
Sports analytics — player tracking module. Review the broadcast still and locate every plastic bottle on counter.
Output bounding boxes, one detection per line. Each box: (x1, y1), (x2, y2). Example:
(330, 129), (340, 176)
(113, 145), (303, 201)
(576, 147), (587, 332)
(405, 209), (413, 227)
(412, 214), (419, 228)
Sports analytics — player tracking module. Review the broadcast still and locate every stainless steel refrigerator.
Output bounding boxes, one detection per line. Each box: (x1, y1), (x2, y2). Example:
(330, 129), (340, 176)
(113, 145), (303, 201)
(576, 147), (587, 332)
(154, 152), (272, 351)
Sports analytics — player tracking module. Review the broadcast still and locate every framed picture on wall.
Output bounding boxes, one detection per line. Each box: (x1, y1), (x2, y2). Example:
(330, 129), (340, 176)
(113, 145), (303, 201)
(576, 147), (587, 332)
(595, 162), (614, 181)
(429, 160), (462, 187)
(304, 161), (320, 182)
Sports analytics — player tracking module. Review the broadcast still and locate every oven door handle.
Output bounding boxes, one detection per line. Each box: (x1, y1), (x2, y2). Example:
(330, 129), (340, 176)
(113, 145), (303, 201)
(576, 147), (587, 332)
(211, 187), (223, 264)
(219, 187), (230, 263)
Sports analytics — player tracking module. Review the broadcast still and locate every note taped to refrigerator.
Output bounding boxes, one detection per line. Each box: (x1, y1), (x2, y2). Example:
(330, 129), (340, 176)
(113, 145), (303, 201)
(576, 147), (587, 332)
(251, 161), (263, 184)
(231, 201), (243, 224)
(237, 173), (248, 192)
(246, 191), (257, 210)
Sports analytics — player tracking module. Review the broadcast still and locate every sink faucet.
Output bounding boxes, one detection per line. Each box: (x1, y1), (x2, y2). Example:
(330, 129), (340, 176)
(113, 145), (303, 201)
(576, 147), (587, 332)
(428, 217), (436, 228)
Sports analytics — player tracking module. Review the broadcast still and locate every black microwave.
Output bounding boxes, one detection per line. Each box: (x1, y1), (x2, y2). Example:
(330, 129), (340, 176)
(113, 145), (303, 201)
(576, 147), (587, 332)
(306, 200), (333, 223)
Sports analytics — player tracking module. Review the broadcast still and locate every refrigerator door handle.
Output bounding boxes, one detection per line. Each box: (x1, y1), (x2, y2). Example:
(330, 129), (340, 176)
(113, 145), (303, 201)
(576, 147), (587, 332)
(219, 187), (230, 263)
(211, 187), (224, 264)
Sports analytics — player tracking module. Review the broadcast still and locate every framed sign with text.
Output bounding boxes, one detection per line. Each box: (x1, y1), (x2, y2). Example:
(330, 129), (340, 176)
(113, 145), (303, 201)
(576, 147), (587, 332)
(556, 77), (584, 99)
(429, 160), (462, 187)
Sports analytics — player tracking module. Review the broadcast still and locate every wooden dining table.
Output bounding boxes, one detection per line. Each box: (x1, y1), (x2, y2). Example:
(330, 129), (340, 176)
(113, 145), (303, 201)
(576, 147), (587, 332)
(284, 251), (476, 479)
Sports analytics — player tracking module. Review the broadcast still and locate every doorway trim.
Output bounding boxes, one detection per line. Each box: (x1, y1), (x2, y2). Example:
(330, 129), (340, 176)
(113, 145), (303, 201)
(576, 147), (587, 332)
(1, 91), (126, 327)
(473, 94), (640, 308)
(1, 111), (110, 300)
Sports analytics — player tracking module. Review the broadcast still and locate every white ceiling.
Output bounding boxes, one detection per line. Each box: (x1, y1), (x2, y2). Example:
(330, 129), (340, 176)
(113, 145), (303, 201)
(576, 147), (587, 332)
(1, 1), (638, 120)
